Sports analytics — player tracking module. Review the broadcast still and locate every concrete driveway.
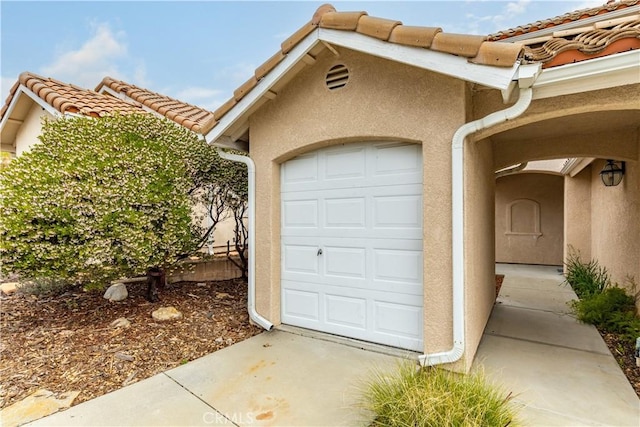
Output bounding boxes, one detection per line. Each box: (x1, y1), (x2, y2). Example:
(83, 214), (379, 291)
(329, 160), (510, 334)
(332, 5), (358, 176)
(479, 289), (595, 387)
(27, 330), (405, 426)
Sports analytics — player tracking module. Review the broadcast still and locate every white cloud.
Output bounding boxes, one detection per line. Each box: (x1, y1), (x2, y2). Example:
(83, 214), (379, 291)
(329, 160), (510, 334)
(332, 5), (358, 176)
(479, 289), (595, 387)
(459, 0), (532, 34)
(38, 22), (151, 91)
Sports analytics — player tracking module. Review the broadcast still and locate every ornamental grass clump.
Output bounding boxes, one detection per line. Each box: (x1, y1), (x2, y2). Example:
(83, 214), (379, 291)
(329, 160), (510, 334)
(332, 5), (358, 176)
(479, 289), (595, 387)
(361, 362), (520, 427)
(564, 249), (610, 299)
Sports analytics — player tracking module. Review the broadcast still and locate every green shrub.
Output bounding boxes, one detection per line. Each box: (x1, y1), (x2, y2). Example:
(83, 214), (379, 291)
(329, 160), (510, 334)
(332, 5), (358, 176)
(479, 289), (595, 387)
(361, 362), (519, 427)
(572, 286), (640, 342)
(0, 114), (216, 289)
(564, 250), (610, 298)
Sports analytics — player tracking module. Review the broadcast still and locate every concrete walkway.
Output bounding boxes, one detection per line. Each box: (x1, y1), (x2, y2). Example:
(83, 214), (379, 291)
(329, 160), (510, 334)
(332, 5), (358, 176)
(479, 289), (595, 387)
(476, 264), (640, 426)
(25, 263), (639, 426)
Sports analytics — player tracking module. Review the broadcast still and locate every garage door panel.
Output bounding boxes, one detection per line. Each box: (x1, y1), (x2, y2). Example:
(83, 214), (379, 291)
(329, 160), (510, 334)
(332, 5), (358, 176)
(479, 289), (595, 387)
(282, 288), (319, 321)
(324, 146), (366, 180)
(373, 195), (422, 229)
(374, 301), (423, 339)
(282, 199), (319, 229)
(282, 153), (318, 185)
(281, 141), (423, 351)
(282, 244), (319, 275)
(374, 249), (422, 284)
(325, 294), (367, 329)
(324, 246), (366, 279)
(373, 143), (422, 175)
(324, 197), (366, 228)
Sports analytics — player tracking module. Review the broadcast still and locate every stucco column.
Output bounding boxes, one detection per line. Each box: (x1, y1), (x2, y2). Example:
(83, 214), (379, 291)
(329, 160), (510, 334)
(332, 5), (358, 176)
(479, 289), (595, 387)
(564, 167), (592, 263)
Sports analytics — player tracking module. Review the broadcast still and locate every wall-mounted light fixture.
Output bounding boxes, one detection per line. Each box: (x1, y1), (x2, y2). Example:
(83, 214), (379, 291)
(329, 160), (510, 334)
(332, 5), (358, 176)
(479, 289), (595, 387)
(600, 159), (625, 187)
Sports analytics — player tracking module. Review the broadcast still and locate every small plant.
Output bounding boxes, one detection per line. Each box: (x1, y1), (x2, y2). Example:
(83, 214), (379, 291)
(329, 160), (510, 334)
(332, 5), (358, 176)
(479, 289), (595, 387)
(572, 283), (640, 343)
(564, 249), (610, 298)
(361, 361), (519, 426)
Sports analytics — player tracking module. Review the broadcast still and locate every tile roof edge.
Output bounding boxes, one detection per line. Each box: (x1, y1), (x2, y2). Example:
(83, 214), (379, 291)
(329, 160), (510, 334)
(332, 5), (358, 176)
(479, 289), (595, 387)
(488, 0), (640, 40)
(96, 76), (215, 133)
(202, 3), (527, 140)
(1, 71), (151, 125)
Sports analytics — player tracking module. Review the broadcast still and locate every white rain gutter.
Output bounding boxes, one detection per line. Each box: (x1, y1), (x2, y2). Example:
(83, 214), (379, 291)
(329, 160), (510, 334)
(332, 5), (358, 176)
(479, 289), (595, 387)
(419, 69), (538, 366)
(214, 148), (274, 331)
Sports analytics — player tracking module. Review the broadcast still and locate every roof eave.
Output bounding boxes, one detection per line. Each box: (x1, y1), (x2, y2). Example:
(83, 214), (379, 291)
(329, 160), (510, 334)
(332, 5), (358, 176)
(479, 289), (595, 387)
(205, 28), (524, 146)
(532, 49), (640, 100)
(0, 85), (59, 134)
(205, 28), (321, 145)
(319, 28), (520, 91)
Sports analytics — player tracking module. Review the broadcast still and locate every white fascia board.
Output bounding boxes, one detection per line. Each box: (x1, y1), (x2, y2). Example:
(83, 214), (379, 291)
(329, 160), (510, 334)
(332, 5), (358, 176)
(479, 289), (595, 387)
(532, 50), (640, 100)
(319, 28), (520, 90)
(0, 85), (59, 132)
(205, 30), (320, 144)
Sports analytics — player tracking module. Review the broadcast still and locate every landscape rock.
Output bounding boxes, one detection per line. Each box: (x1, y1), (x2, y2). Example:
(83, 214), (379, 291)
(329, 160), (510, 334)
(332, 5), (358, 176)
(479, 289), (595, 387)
(0, 389), (79, 427)
(152, 306), (183, 321)
(111, 317), (131, 328)
(0, 282), (20, 296)
(103, 283), (128, 302)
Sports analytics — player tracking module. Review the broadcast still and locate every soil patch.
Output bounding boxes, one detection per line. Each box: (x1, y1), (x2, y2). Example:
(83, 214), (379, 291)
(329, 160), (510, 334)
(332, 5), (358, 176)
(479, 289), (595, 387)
(0, 279), (262, 409)
(600, 331), (640, 397)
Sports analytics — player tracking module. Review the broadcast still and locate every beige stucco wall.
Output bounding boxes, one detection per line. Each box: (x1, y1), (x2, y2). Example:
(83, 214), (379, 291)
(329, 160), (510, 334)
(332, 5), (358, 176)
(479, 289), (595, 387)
(464, 137), (497, 370)
(248, 47), (487, 369)
(564, 166), (592, 261)
(590, 159), (640, 289)
(15, 102), (50, 155)
(481, 83), (638, 302)
(495, 173), (564, 265)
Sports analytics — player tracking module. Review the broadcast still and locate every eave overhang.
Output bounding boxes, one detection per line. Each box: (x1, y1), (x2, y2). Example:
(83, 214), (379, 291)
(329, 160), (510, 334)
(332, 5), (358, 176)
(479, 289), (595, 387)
(205, 28), (524, 146)
(532, 49), (640, 100)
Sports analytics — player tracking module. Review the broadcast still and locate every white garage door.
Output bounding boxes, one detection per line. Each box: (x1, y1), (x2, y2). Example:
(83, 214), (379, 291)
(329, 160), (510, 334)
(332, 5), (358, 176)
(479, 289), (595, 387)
(281, 141), (423, 351)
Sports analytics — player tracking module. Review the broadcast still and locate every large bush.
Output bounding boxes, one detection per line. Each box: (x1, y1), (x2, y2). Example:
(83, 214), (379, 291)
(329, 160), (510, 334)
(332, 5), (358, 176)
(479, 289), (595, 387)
(0, 113), (239, 288)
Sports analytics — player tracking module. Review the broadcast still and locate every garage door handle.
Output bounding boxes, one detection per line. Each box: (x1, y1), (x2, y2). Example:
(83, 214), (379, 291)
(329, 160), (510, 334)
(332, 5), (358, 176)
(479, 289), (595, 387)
(317, 248), (323, 256)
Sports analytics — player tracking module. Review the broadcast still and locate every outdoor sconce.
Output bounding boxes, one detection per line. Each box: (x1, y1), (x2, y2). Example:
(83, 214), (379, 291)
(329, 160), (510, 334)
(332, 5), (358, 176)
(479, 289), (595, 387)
(600, 159), (625, 187)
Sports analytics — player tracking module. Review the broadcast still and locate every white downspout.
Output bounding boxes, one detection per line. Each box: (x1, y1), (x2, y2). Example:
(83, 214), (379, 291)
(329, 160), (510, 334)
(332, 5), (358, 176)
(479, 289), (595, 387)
(215, 148), (274, 331)
(419, 87), (534, 367)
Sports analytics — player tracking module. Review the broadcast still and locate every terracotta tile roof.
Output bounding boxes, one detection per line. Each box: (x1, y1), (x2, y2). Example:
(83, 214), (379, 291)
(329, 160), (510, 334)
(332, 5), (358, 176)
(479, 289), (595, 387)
(96, 77), (215, 134)
(487, 0), (640, 68)
(0, 72), (145, 121)
(200, 3), (525, 137)
(488, 0), (639, 40)
(522, 17), (640, 68)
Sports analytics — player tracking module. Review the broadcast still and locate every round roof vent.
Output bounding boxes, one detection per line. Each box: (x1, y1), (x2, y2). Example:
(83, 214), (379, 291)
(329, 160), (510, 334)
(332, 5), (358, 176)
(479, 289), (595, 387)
(325, 64), (349, 90)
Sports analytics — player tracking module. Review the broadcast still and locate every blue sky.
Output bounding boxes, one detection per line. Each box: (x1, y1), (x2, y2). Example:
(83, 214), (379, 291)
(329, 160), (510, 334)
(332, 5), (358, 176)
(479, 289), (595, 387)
(1, 1), (602, 111)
